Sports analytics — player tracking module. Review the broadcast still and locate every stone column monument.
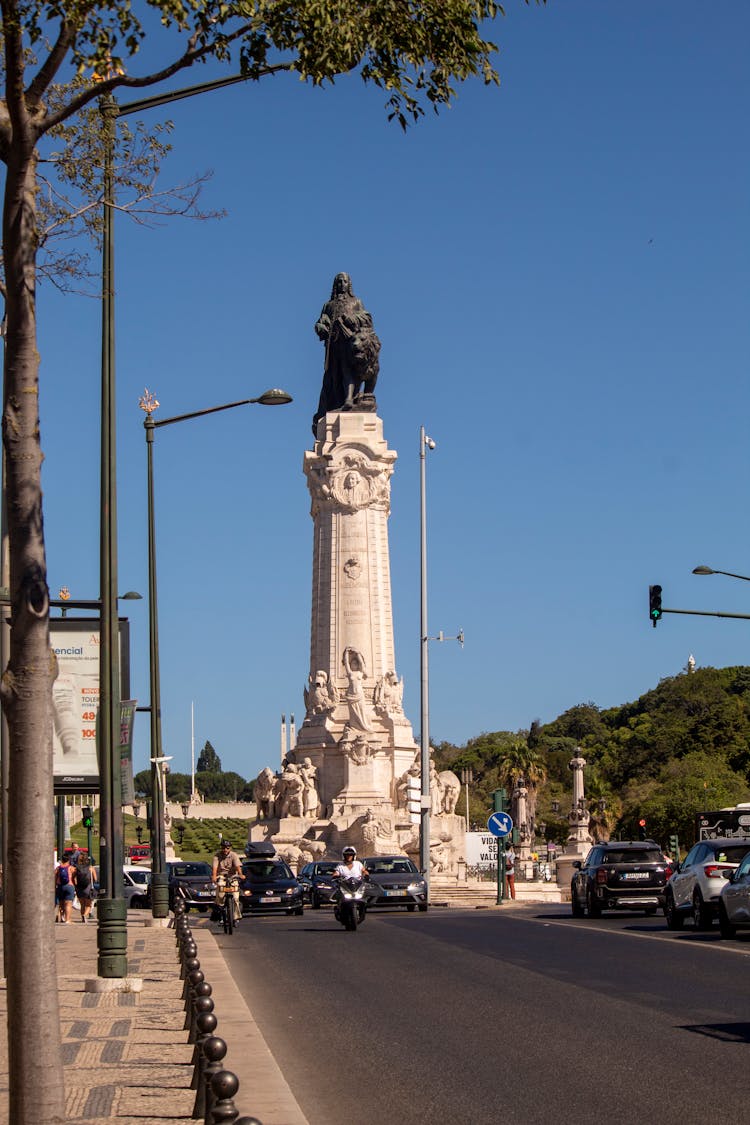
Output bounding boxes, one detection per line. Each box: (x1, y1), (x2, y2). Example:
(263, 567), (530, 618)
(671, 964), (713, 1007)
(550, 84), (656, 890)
(249, 274), (464, 872)
(555, 748), (594, 889)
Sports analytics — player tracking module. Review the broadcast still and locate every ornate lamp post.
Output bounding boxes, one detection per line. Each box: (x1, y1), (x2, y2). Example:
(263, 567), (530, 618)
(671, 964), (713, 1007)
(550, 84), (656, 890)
(139, 387), (292, 916)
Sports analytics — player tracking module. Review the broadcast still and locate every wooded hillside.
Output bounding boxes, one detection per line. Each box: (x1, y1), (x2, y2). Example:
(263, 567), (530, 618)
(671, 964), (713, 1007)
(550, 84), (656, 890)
(434, 666), (750, 848)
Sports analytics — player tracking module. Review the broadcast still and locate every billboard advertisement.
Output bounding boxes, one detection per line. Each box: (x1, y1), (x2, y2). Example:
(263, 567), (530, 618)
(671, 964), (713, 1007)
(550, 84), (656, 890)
(51, 617), (131, 794)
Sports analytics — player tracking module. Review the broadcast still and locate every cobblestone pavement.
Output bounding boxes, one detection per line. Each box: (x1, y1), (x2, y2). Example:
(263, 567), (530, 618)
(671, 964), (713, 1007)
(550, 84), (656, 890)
(0, 911), (308, 1125)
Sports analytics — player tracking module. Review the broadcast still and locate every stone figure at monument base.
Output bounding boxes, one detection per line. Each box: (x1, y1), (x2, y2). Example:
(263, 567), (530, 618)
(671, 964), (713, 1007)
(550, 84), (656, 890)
(249, 275), (465, 877)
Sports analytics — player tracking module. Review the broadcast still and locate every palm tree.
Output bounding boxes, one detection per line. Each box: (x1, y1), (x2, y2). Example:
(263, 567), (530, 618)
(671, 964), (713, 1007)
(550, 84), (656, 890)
(496, 740), (548, 836)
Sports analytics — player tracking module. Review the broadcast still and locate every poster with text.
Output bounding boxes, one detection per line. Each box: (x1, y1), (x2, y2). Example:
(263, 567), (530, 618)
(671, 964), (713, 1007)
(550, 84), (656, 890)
(51, 617), (131, 794)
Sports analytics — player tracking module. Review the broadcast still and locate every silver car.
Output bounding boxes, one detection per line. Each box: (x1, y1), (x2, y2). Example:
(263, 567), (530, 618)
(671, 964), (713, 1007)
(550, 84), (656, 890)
(123, 864), (151, 909)
(664, 838), (750, 930)
(362, 855), (428, 911)
(718, 851), (750, 938)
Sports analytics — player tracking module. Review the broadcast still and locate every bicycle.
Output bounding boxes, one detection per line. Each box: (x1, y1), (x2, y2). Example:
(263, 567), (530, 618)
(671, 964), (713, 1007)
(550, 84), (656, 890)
(215, 874), (241, 934)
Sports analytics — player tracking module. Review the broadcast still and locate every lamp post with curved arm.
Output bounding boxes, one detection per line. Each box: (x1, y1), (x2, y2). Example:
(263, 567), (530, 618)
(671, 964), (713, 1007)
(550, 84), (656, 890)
(140, 387), (292, 917)
(693, 565), (750, 582)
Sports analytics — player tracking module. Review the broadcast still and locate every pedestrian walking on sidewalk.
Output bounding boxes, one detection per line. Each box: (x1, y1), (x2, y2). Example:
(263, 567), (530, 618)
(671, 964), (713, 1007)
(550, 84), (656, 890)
(75, 854), (97, 923)
(55, 852), (77, 923)
(505, 844), (516, 901)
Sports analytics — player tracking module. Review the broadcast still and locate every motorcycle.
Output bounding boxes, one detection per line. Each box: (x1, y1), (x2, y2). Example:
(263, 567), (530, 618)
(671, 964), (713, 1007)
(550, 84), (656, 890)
(332, 875), (369, 931)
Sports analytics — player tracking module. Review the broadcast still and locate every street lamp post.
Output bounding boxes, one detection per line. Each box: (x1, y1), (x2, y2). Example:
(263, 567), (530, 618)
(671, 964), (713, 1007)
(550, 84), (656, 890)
(419, 426), (436, 890)
(94, 66), (270, 972)
(693, 565), (750, 581)
(460, 766), (473, 829)
(140, 387), (291, 917)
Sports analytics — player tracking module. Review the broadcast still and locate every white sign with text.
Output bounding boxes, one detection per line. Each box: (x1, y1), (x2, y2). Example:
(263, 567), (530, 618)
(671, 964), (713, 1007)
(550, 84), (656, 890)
(465, 831), (500, 870)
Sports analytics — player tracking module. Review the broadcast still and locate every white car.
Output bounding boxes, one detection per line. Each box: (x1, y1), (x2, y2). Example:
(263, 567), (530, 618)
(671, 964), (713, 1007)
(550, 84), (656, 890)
(123, 864), (151, 909)
(718, 851), (750, 938)
(664, 838), (750, 930)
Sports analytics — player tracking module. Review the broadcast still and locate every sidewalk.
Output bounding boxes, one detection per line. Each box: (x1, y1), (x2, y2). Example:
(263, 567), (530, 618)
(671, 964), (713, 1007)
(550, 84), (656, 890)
(0, 911), (308, 1124)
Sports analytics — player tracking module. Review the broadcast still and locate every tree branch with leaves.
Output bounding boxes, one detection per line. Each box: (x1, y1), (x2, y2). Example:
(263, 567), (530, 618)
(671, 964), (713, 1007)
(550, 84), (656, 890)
(0, 3), (543, 1120)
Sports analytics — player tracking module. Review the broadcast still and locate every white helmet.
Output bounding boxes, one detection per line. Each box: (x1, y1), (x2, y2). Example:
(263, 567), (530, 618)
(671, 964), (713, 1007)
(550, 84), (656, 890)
(342, 846), (357, 858)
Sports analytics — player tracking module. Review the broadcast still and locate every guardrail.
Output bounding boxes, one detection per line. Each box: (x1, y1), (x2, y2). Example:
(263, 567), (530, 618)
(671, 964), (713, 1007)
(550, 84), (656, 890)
(173, 898), (262, 1125)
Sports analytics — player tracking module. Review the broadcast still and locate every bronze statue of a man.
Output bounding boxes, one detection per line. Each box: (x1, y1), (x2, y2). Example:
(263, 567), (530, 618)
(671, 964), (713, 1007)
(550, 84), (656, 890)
(312, 273), (381, 434)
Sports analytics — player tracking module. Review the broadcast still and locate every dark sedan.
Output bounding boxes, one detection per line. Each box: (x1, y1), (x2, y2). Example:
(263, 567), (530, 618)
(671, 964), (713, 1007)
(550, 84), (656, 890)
(571, 841), (671, 917)
(240, 858), (304, 916)
(167, 860), (214, 912)
(298, 861), (340, 908)
(362, 855), (428, 911)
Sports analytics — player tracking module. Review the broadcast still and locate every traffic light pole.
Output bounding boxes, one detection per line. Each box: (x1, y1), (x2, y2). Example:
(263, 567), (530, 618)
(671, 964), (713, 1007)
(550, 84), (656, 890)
(658, 608), (750, 622)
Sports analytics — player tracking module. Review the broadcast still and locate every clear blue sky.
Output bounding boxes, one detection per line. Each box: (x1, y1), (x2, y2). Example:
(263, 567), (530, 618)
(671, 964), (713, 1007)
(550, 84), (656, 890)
(36, 1), (750, 785)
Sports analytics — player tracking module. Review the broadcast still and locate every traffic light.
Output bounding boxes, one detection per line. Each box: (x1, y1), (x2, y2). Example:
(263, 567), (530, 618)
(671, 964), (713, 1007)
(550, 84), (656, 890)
(638, 817), (647, 841)
(649, 584), (663, 627)
(492, 789), (510, 814)
(82, 806), (94, 829)
(669, 834), (679, 861)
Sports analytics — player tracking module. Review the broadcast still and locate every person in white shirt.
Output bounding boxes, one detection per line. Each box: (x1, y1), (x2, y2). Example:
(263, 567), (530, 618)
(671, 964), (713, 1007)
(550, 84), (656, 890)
(334, 846), (368, 881)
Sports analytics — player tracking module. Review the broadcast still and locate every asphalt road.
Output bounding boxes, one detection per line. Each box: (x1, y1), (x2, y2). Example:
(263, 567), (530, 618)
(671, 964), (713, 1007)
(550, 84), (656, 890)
(207, 903), (750, 1125)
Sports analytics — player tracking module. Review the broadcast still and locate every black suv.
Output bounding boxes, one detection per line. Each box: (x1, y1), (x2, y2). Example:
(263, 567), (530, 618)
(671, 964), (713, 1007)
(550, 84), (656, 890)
(571, 841), (673, 918)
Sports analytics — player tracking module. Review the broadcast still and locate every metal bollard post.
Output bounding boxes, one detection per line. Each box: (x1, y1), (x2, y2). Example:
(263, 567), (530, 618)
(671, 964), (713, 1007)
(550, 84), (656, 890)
(191, 1011), (218, 1090)
(189, 983), (213, 1042)
(191, 1011), (219, 1119)
(201, 1036), (227, 1125)
(184, 968), (204, 1008)
(209, 1070), (242, 1124)
(182, 955), (200, 982)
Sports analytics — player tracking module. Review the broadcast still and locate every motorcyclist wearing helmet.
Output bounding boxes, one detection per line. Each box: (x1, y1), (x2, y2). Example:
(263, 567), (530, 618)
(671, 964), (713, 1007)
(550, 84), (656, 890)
(334, 846), (368, 881)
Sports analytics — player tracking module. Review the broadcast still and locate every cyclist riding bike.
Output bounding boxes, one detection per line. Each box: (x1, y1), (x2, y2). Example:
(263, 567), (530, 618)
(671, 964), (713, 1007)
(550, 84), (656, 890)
(211, 840), (243, 923)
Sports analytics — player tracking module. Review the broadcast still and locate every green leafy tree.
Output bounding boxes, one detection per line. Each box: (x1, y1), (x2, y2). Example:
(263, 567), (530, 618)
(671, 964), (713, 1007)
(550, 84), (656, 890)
(165, 771), (192, 802)
(0, 6), (541, 1116)
(196, 769), (250, 802)
(196, 740), (222, 773)
(620, 752), (750, 847)
(133, 769), (152, 797)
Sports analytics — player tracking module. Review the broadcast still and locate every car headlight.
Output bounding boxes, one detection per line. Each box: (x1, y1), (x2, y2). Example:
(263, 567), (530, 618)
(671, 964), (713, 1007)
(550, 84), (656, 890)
(408, 881), (426, 892)
(285, 887), (296, 896)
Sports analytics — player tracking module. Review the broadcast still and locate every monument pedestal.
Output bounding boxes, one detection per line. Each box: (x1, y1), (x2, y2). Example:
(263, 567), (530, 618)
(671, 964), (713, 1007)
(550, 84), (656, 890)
(252, 397), (464, 875)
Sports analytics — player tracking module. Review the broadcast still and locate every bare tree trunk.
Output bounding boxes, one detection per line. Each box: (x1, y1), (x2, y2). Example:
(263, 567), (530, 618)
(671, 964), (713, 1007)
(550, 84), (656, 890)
(1, 136), (65, 1123)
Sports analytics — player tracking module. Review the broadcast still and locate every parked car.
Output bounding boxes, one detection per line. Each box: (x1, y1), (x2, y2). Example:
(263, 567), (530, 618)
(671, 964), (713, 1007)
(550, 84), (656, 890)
(718, 851), (750, 938)
(123, 864), (151, 909)
(239, 857), (304, 916)
(166, 860), (214, 912)
(571, 841), (672, 918)
(362, 855), (428, 911)
(298, 861), (340, 908)
(665, 837), (750, 930)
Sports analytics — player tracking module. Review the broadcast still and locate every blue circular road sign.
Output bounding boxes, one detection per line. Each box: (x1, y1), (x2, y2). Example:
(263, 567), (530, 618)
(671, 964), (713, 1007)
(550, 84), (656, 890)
(487, 811), (513, 838)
